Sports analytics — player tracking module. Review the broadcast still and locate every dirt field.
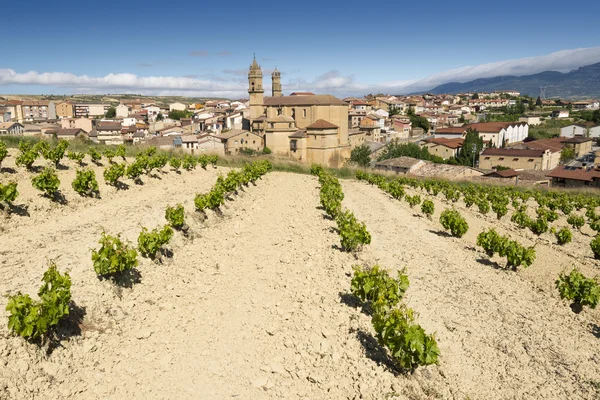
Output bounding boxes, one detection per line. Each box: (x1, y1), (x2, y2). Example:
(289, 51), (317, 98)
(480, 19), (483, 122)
(1, 152), (600, 399)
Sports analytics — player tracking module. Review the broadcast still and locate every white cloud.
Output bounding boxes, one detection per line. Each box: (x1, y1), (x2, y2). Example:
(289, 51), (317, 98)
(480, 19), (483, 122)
(397, 46), (600, 93)
(1, 47), (599, 97)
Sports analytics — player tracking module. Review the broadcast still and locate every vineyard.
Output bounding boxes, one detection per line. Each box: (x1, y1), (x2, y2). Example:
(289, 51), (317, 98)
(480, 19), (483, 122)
(1, 144), (600, 399)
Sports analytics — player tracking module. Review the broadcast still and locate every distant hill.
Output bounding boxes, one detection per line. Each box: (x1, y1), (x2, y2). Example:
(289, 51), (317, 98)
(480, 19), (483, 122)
(420, 63), (600, 99)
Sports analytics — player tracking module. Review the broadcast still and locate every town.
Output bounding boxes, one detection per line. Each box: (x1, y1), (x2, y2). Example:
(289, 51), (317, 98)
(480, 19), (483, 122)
(2, 57), (600, 188)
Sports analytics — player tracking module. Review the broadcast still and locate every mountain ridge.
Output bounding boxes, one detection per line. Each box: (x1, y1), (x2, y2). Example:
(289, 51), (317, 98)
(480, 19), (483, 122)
(413, 63), (600, 99)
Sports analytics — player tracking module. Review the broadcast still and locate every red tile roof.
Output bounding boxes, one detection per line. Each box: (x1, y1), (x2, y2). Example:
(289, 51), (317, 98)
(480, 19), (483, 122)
(546, 166), (600, 182)
(306, 119), (338, 129)
(482, 148), (546, 157)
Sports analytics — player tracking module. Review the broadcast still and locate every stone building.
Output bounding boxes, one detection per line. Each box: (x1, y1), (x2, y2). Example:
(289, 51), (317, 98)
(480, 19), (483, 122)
(245, 57), (352, 167)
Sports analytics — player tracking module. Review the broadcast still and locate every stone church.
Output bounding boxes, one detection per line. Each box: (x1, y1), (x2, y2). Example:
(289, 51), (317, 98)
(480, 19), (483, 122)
(245, 57), (354, 167)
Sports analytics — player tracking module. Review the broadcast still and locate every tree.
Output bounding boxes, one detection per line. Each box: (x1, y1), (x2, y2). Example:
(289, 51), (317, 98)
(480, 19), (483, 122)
(105, 107), (116, 118)
(168, 109), (193, 120)
(471, 93), (479, 100)
(377, 141), (444, 163)
(388, 104), (401, 117)
(457, 128), (483, 167)
(560, 147), (576, 162)
(156, 113), (164, 121)
(593, 109), (600, 124)
(410, 115), (430, 133)
(350, 144), (371, 167)
(536, 96), (543, 107)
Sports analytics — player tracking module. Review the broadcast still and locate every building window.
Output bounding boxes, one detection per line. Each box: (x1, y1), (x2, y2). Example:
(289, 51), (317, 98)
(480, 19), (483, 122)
(277, 108), (282, 116)
(484, 157), (490, 160)
(498, 157), (504, 161)
(303, 109), (307, 118)
(528, 159), (534, 162)
(512, 158), (519, 161)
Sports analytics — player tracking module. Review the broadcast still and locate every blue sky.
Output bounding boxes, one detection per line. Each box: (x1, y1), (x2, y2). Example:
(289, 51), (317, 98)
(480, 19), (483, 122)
(1, 0), (600, 97)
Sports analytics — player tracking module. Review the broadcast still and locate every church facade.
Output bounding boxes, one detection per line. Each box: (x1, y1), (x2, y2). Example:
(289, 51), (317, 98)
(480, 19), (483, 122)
(245, 57), (355, 167)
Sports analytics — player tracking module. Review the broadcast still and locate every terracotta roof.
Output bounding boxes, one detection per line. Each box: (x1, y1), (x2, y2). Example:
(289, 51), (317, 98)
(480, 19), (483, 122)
(424, 137), (464, 149)
(289, 92), (315, 96)
(219, 129), (260, 140)
(288, 130), (307, 138)
(485, 169), (520, 178)
(481, 148), (546, 157)
(522, 137), (564, 153)
(268, 115), (295, 123)
(0, 122), (22, 129)
(181, 135), (199, 143)
(546, 166), (600, 182)
(306, 119), (338, 129)
(96, 122), (122, 131)
(51, 128), (85, 136)
(264, 95), (346, 106)
(435, 127), (465, 134)
(561, 137), (593, 143)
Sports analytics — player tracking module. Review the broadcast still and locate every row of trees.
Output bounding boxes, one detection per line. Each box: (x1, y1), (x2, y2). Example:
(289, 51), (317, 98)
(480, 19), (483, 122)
(350, 128), (484, 168)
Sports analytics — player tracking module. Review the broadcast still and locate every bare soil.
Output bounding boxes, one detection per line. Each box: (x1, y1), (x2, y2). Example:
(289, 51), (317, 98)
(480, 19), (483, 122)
(1, 151), (599, 399)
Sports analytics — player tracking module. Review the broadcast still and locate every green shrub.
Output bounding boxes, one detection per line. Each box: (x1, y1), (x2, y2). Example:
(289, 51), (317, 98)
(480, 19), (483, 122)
(182, 155), (197, 171)
(103, 163), (126, 186)
(351, 265), (409, 307)
(421, 199), (434, 219)
(88, 148), (102, 164)
(72, 169), (99, 197)
(137, 225), (174, 260)
(336, 210), (371, 252)
(567, 215), (585, 230)
(477, 200), (490, 215)
(371, 305), (440, 371)
(43, 140), (69, 167)
(91, 232), (138, 277)
(511, 210), (531, 229)
(6, 261), (71, 340)
(15, 149), (38, 170)
(504, 241), (536, 270)
(165, 204), (186, 230)
(590, 235), (600, 259)
(406, 194), (421, 208)
(169, 157), (182, 171)
(31, 167), (60, 197)
(556, 268), (600, 313)
(0, 182), (18, 207)
(115, 144), (127, 161)
(67, 151), (85, 166)
(476, 228), (508, 257)
(555, 227), (572, 245)
(439, 209), (468, 238)
(529, 217), (549, 236)
(0, 141), (8, 167)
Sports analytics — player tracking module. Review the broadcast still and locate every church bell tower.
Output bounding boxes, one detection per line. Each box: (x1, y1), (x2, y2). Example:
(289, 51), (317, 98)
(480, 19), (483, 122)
(248, 55), (264, 120)
(272, 68), (282, 97)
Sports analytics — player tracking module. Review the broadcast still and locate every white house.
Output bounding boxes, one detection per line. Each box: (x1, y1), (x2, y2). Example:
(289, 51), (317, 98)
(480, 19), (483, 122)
(561, 124), (588, 138)
(143, 105), (161, 122)
(373, 108), (389, 119)
(116, 104), (129, 118)
(561, 124), (600, 138)
(224, 113), (243, 130)
(519, 116), (541, 126)
(552, 109), (570, 119)
(0, 122), (24, 135)
(169, 102), (187, 112)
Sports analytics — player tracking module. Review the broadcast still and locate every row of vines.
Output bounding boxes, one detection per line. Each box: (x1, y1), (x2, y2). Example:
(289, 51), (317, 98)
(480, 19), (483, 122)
(5, 159), (273, 345)
(0, 140), (219, 211)
(356, 170), (600, 315)
(311, 164), (440, 372)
